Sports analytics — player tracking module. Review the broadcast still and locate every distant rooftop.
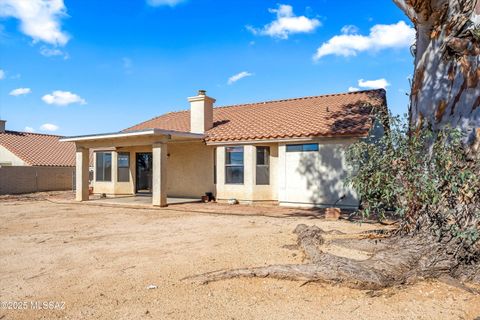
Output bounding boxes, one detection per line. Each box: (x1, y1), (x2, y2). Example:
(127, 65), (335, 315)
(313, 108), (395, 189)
(0, 130), (76, 166)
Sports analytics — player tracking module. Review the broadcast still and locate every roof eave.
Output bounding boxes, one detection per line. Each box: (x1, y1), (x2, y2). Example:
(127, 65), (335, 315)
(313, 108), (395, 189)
(60, 129), (204, 142)
(204, 132), (369, 145)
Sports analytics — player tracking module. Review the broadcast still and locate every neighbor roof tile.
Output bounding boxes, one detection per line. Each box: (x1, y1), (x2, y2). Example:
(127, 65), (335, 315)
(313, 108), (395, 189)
(0, 131), (76, 166)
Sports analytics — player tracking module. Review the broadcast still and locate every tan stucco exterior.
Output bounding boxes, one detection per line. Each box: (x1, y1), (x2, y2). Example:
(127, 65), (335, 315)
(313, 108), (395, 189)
(92, 141), (215, 199)
(215, 144), (278, 203)
(214, 138), (359, 208)
(167, 142), (215, 198)
(66, 125), (382, 208)
(188, 93), (215, 134)
(0, 145), (27, 166)
(277, 139), (358, 208)
(84, 137), (362, 208)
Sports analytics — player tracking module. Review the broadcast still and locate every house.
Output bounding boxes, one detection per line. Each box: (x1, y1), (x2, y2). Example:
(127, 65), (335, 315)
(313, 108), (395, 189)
(62, 89), (387, 208)
(0, 120), (76, 167)
(0, 120), (80, 195)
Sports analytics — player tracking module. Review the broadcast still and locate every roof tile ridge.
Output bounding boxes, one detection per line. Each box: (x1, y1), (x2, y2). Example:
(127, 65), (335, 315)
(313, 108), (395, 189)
(212, 89), (385, 110)
(2, 130), (63, 138)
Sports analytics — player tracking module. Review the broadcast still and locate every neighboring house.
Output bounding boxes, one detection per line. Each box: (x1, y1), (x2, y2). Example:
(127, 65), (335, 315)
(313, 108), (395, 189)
(0, 120), (81, 195)
(0, 120), (76, 167)
(62, 89), (387, 208)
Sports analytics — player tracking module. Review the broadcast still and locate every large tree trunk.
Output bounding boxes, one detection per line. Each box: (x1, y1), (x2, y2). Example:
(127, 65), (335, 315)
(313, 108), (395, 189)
(393, 0), (480, 143)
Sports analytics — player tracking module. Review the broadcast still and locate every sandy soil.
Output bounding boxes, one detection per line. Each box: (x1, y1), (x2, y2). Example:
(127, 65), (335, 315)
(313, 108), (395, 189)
(0, 196), (479, 320)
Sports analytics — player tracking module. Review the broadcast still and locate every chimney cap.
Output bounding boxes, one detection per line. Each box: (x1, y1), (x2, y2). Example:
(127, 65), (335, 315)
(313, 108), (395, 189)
(198, 90), (206, 96)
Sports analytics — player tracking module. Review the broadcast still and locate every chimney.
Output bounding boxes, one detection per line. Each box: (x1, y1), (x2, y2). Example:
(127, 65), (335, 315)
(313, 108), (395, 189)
(0, 120), (5, 133)
(188, 90), (215, 134)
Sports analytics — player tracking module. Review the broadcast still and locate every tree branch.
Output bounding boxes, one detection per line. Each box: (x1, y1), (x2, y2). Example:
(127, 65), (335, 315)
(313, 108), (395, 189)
(392, 0), (419, 22)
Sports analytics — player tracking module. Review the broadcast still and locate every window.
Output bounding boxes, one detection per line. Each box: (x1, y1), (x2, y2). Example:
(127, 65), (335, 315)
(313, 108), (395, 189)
(225, 146), (244, 184)
(117, 152), (130, 182)
(256, 146), (270, 185)
(96, 152), (112, 182)
(286, 143), (319, 152)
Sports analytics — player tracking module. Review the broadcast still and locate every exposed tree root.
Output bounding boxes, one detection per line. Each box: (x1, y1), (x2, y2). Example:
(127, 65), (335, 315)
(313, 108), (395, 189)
(185, 224), (480, 290)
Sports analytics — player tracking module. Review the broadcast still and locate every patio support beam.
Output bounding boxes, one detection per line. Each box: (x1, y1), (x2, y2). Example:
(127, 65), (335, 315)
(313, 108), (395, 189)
(75, 146), (89, 201)
(152, 142), (168, 207)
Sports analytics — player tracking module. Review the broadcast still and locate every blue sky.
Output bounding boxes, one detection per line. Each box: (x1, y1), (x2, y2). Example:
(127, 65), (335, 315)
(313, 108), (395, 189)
(0, 0), (414, 136)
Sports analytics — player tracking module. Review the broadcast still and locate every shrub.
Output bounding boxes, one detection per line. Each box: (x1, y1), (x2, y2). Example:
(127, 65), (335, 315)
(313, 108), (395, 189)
(345, 113), (479, 252)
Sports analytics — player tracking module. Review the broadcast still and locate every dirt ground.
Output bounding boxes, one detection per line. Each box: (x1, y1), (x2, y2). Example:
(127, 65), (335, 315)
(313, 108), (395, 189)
(0, 193), (479, 320)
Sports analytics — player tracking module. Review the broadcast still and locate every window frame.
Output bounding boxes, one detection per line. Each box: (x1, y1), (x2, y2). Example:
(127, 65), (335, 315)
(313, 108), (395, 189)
(286, 143), (319, 152)
(117, 152), (130, 182)
(225, 146), (244, 185)
(255, 146), (270, 185)
(95, 152), (112, 182)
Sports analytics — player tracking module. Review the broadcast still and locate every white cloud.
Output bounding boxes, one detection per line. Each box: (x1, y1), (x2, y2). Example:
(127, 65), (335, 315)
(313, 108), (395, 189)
(42, 90), (86, 106)
(40, 123), (58, 132)
(348, 87), (360, 92)
(228, 71), (253, 85)
(24, 126), (35, 132)
(146, 0), (185, 7)
(0, 0), (70, 46)
(341, 25), (359, 35)
(0, 69), (5, 80)
(40, 46), (69, 59)
(247, 4), (320, 39)
(313, 21), (415, 61)
(9, 87), (31, 96)
(358, 78), (390, 89)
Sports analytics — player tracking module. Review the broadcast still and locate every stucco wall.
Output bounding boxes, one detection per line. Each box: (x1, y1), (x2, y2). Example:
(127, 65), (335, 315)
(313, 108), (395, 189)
(92, 142), (215, 198)
(167, 142), (215, 198)
(93, 146), (148, 196)
(0, 166), (74, 195)
(215, 144), (278, 202)
(88, 133), (379, 207)
(0, 145), (27, 166)
(278, 139), (359, 208)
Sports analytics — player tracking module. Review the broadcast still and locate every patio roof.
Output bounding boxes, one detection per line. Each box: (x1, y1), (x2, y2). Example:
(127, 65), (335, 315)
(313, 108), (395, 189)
(60, 128), (204, 145)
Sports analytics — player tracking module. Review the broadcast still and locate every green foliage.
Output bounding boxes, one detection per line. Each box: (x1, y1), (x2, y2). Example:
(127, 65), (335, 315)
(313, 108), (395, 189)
(346, 113), (480, 247)
(472, 25), (480, 41)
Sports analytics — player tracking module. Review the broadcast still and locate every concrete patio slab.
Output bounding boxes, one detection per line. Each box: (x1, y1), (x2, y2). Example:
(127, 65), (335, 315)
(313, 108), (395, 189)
(88, 195), (201, 206)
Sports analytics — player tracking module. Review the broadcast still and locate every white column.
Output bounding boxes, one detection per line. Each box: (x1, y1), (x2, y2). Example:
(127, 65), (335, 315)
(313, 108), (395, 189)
(277, 144), (287, 203)
(111, 151), (118, 193)
(152, 142), (167, 207)
(216, 146), (225, 185)
(75, 146), (89, 201)
(244, 145), (255, 201)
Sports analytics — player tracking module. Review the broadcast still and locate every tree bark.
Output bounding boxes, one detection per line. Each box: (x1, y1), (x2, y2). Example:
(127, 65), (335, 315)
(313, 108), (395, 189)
(393, 0), (480, 144)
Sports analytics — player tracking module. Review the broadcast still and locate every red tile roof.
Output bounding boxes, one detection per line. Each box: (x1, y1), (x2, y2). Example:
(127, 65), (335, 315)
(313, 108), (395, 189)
(124, 89), (387, 142)
(0, 131), (76, 166)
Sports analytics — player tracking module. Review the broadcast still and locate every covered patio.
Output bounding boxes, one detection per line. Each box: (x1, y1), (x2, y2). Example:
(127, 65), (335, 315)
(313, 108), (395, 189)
(88, 195), (202, 206)
(61, 128), (213, 207)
